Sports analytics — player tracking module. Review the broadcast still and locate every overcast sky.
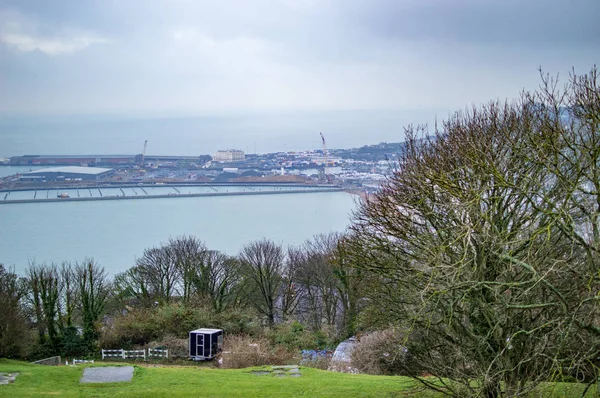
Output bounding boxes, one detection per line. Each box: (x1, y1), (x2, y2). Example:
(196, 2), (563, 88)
(0, 0), (598, 116)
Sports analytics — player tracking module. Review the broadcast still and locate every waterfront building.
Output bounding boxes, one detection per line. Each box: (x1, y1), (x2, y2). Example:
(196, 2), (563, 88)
(10, 154), (137, 166)
(213, 150), (245, 163)
(19, 166), (114, 181)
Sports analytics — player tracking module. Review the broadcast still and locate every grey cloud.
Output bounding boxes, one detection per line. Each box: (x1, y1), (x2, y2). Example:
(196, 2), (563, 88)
(0, 0), (597, 115)
(346, 0), (600, 48)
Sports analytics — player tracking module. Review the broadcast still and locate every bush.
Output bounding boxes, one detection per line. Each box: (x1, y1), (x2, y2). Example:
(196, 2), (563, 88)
(100, 307), (163, 348)
(299, 349), (332, 370)
(100, 303), (260, 349)
(146, 335), (189, 359)
(350, 328), (410, 375)
(59, 326), (89, 358)
(267, 321), (335, 352)
(221, 334), (296, 369)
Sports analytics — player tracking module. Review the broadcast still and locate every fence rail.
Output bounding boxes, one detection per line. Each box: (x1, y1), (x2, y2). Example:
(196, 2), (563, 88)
(101, 348), (168, 360)
(71, 359), (94, 365)
(101, 349), (125, 359)
(148, 348), (169, 359)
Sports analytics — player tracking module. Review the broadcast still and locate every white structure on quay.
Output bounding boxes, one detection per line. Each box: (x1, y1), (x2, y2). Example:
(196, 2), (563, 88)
(20, 166), (114, 181)
(213, 149), (245, 163)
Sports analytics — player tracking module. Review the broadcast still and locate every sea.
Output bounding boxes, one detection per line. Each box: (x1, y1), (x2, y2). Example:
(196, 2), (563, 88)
(0, 191), (358, 276)
(0, 110), (438, 156)
(1, 111), (428, 275)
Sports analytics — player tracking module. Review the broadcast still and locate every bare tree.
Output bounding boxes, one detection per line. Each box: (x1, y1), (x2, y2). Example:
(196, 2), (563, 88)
(292, 233), (364, 337)
(113, 265), (154, 308)
(238, 239), (285, 326)
(350, 66), (600, 397)
(135, 245), (180, 304)
(195, 250), (243, 312)
(168, 236), (207, 303)
(294, 235), (340, 330)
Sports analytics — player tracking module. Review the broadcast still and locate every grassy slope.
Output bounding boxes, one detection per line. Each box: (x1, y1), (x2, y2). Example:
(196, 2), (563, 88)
(0, 359), (592, 397)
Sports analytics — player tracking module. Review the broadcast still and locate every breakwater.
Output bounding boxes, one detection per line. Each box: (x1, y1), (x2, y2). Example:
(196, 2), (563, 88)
(0, 185), (343, 205)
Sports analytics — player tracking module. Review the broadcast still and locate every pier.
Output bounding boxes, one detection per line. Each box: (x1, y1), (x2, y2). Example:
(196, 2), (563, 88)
(0, 183), (342, 205)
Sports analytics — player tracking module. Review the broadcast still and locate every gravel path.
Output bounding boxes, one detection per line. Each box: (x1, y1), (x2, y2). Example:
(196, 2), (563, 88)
(80, 366), (134, 383)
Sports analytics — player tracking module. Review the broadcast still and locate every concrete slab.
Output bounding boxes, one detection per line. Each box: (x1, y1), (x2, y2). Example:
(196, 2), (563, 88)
(80, 366), (134, 383)
(0, 372), (18, 385)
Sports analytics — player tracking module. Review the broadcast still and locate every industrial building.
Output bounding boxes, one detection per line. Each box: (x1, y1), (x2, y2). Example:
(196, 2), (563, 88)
(213, 150), (245, 163)
(10, 154), (138, 166)
(19, 166), (115, 181)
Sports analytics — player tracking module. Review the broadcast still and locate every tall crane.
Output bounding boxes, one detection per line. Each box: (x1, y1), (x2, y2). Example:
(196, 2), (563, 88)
(320, 132), (328, 176)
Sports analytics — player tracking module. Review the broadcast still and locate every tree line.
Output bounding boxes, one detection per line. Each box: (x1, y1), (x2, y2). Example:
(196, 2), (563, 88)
(0, 233), (364, 359)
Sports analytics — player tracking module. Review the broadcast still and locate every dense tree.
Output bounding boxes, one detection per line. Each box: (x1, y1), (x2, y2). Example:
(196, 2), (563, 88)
(350, 67), (600, 397)
(330, 236), (364, 338)
(0, 265), (29, 358)
(76, 259), (110, 347)
(58, 262), (76, 330)
(26, 263), (61, 348)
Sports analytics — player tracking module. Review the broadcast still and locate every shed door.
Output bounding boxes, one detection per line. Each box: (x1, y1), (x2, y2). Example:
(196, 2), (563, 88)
(196, 334), (204, 357)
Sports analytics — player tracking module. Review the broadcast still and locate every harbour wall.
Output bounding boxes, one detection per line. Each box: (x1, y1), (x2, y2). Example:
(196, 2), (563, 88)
(0, 187), (343, 205)
(0, 182), (336, 193)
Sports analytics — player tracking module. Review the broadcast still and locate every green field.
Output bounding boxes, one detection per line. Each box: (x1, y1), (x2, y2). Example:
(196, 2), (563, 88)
(0, 359), (592, 397)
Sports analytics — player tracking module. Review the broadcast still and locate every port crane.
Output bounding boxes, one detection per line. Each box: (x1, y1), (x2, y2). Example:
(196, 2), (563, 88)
(320, 132), (328, 176)
(141, 140), (147, 164)
(319, 132), (333, 183)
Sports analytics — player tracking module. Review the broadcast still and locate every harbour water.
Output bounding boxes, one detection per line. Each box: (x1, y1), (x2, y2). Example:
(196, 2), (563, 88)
(0, 191), (358, 275)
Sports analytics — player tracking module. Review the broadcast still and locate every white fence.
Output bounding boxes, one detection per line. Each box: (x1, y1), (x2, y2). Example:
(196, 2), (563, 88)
(72, 359), (94, 365)
(147, 348), (169, 359)
(101, 348), (168, 360)
(101, 349), (125, 359)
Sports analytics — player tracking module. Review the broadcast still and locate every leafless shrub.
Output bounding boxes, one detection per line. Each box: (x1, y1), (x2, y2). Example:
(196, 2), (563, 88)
(220, 334), (295, 369)
(146, 335), (188, 359)
(350, 329), (410, 375)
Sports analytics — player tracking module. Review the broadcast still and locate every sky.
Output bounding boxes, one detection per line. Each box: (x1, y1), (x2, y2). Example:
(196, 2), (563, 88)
(0, 0), (598, 116)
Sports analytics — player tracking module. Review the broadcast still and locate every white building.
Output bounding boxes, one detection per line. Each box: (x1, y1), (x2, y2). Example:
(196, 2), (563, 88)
(310, 155), (341, 165)
(213, 150), (245, 162)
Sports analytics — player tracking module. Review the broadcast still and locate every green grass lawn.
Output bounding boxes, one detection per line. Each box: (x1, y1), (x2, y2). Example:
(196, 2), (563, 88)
(0, 359), (429, 397)
(0, 359), (593, 397)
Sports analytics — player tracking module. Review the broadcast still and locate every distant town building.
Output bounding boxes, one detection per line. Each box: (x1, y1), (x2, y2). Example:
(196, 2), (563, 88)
(310, 155), (341, 165)
(213, 150), (245, 163)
